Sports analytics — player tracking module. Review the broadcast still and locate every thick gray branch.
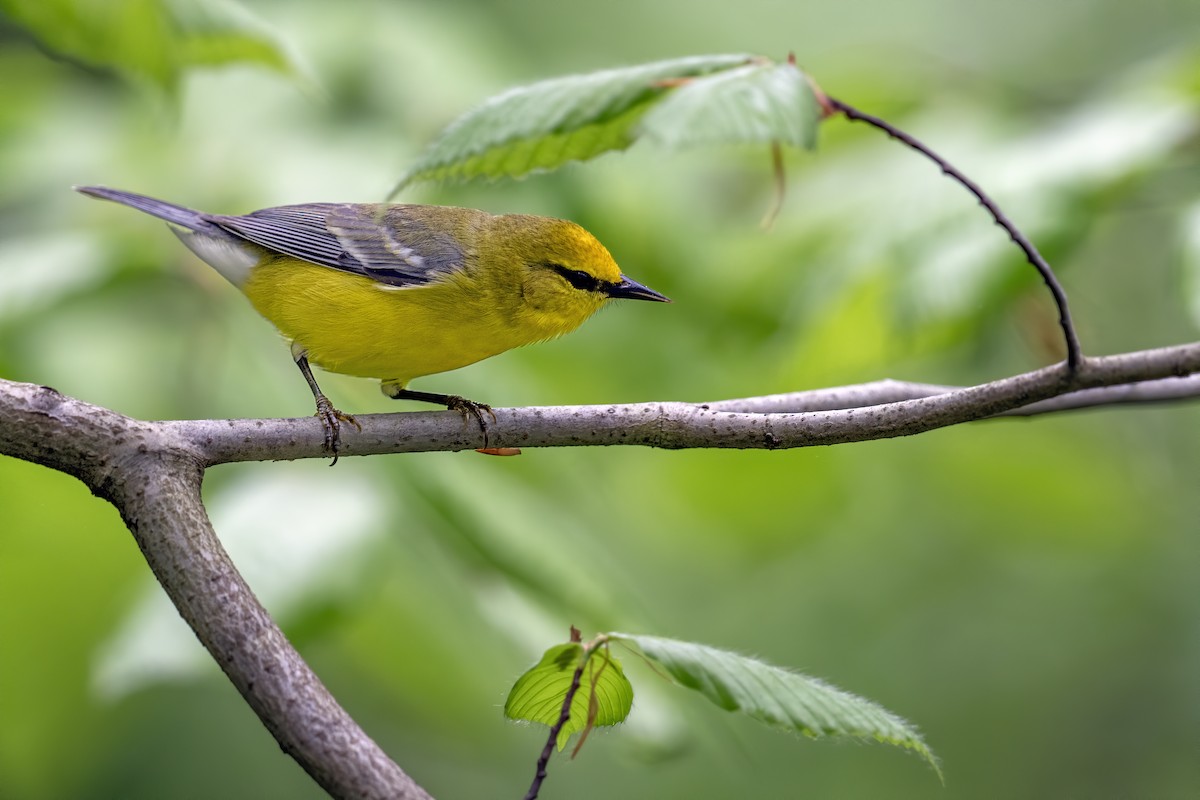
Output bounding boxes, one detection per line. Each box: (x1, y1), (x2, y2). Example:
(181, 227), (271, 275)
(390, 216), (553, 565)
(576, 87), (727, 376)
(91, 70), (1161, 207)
(2, 339), (1197, 799)
(0, 382), (432, 800)
(175, 342), (1200, 463)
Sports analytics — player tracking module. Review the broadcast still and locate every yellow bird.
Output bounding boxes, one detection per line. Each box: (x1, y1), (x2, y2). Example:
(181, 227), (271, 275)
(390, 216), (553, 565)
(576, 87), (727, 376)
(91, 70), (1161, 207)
(77, 186), (669, 460)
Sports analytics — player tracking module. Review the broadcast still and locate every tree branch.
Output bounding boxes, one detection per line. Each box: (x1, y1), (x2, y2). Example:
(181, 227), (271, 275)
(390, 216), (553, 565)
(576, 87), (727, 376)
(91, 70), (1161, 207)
(0, 382), (433, 800)
(705, 374), (1200, 416)
(820, 94), (1083, 370)
(2, 339), (1197, 799)
(166, 343), (1199, 463)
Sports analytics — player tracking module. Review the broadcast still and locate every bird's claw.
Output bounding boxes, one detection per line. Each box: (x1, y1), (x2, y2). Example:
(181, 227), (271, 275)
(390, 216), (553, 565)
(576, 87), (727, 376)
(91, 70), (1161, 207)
(443, 395), (495, 448)
(314, 395), (360, 466)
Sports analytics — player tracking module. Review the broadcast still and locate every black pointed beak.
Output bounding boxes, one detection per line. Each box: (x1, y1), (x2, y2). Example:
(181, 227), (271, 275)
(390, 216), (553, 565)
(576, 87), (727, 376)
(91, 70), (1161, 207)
(606, 274), (671, 303)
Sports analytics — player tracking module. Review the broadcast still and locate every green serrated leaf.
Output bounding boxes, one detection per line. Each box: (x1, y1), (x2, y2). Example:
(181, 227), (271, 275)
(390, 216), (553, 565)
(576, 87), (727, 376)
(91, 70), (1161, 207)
(393, 53), (758, 191)
(612, 633), (940, 777)
(505, 642), (634, 751)
(638, 61), (820, 150)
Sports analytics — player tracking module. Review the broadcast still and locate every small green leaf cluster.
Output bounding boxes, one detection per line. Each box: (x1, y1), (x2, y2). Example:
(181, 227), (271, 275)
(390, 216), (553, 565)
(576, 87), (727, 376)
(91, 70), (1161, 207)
(506, 632), (939, 776)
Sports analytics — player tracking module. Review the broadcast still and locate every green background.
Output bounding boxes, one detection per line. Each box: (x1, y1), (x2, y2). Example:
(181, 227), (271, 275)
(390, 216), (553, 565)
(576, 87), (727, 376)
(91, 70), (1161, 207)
(1, 0), (1199, 797)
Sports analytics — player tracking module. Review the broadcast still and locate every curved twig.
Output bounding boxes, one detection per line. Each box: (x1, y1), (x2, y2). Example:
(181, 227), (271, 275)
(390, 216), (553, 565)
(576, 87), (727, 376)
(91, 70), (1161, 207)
(820, 95), (1083, 370)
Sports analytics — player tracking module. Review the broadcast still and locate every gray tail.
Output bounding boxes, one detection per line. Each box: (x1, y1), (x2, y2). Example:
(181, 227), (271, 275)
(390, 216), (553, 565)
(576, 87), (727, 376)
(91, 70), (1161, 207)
(75, 186), (208, 231)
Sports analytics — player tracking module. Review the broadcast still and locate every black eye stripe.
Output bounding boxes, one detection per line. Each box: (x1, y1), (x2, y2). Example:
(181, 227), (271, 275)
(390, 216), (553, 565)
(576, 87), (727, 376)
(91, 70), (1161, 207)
(548, 263), (605, 293)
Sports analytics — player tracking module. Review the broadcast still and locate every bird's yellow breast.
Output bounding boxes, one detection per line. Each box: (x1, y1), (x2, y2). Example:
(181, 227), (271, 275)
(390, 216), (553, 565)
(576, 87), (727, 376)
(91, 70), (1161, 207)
(241, 256), (601, 385)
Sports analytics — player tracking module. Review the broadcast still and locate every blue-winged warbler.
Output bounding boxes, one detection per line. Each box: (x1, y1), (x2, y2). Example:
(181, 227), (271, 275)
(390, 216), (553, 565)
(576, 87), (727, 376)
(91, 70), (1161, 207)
(77, 186), (669, 460)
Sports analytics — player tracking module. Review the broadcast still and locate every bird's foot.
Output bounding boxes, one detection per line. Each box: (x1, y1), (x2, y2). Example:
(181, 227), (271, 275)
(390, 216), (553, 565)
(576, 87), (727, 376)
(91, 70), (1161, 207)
(442, 395), (495, 448)
(314, 395), (361, 465)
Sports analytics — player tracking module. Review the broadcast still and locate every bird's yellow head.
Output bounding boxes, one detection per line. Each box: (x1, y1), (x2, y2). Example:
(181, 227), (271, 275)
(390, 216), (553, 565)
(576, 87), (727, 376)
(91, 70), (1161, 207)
(480, 214), (669, 341)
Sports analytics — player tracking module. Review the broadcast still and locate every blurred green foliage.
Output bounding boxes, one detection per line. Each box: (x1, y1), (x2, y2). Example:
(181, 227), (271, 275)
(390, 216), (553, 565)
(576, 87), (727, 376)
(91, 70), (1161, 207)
(0, 0), (292, 93)
(1, 1), (1199, 799)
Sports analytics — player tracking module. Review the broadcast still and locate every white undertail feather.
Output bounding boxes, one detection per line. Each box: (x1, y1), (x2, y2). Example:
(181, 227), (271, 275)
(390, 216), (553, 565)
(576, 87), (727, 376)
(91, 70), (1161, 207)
(76, 186), (260, 288)
(171, 228), (258, 288)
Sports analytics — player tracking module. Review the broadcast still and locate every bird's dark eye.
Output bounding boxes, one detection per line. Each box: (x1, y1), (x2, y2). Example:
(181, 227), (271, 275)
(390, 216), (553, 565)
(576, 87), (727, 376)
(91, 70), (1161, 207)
(548, 263), (602, 293)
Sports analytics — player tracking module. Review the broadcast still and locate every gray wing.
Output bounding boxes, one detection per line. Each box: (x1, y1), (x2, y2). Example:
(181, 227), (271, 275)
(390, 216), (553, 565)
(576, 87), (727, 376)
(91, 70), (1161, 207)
(209, 203), (466, 287)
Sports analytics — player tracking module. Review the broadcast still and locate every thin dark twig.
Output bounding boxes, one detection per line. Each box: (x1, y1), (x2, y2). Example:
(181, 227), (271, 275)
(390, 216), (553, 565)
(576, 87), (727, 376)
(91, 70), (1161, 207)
(523, 646), (592, 800)
(823, 95), (1083, 370)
